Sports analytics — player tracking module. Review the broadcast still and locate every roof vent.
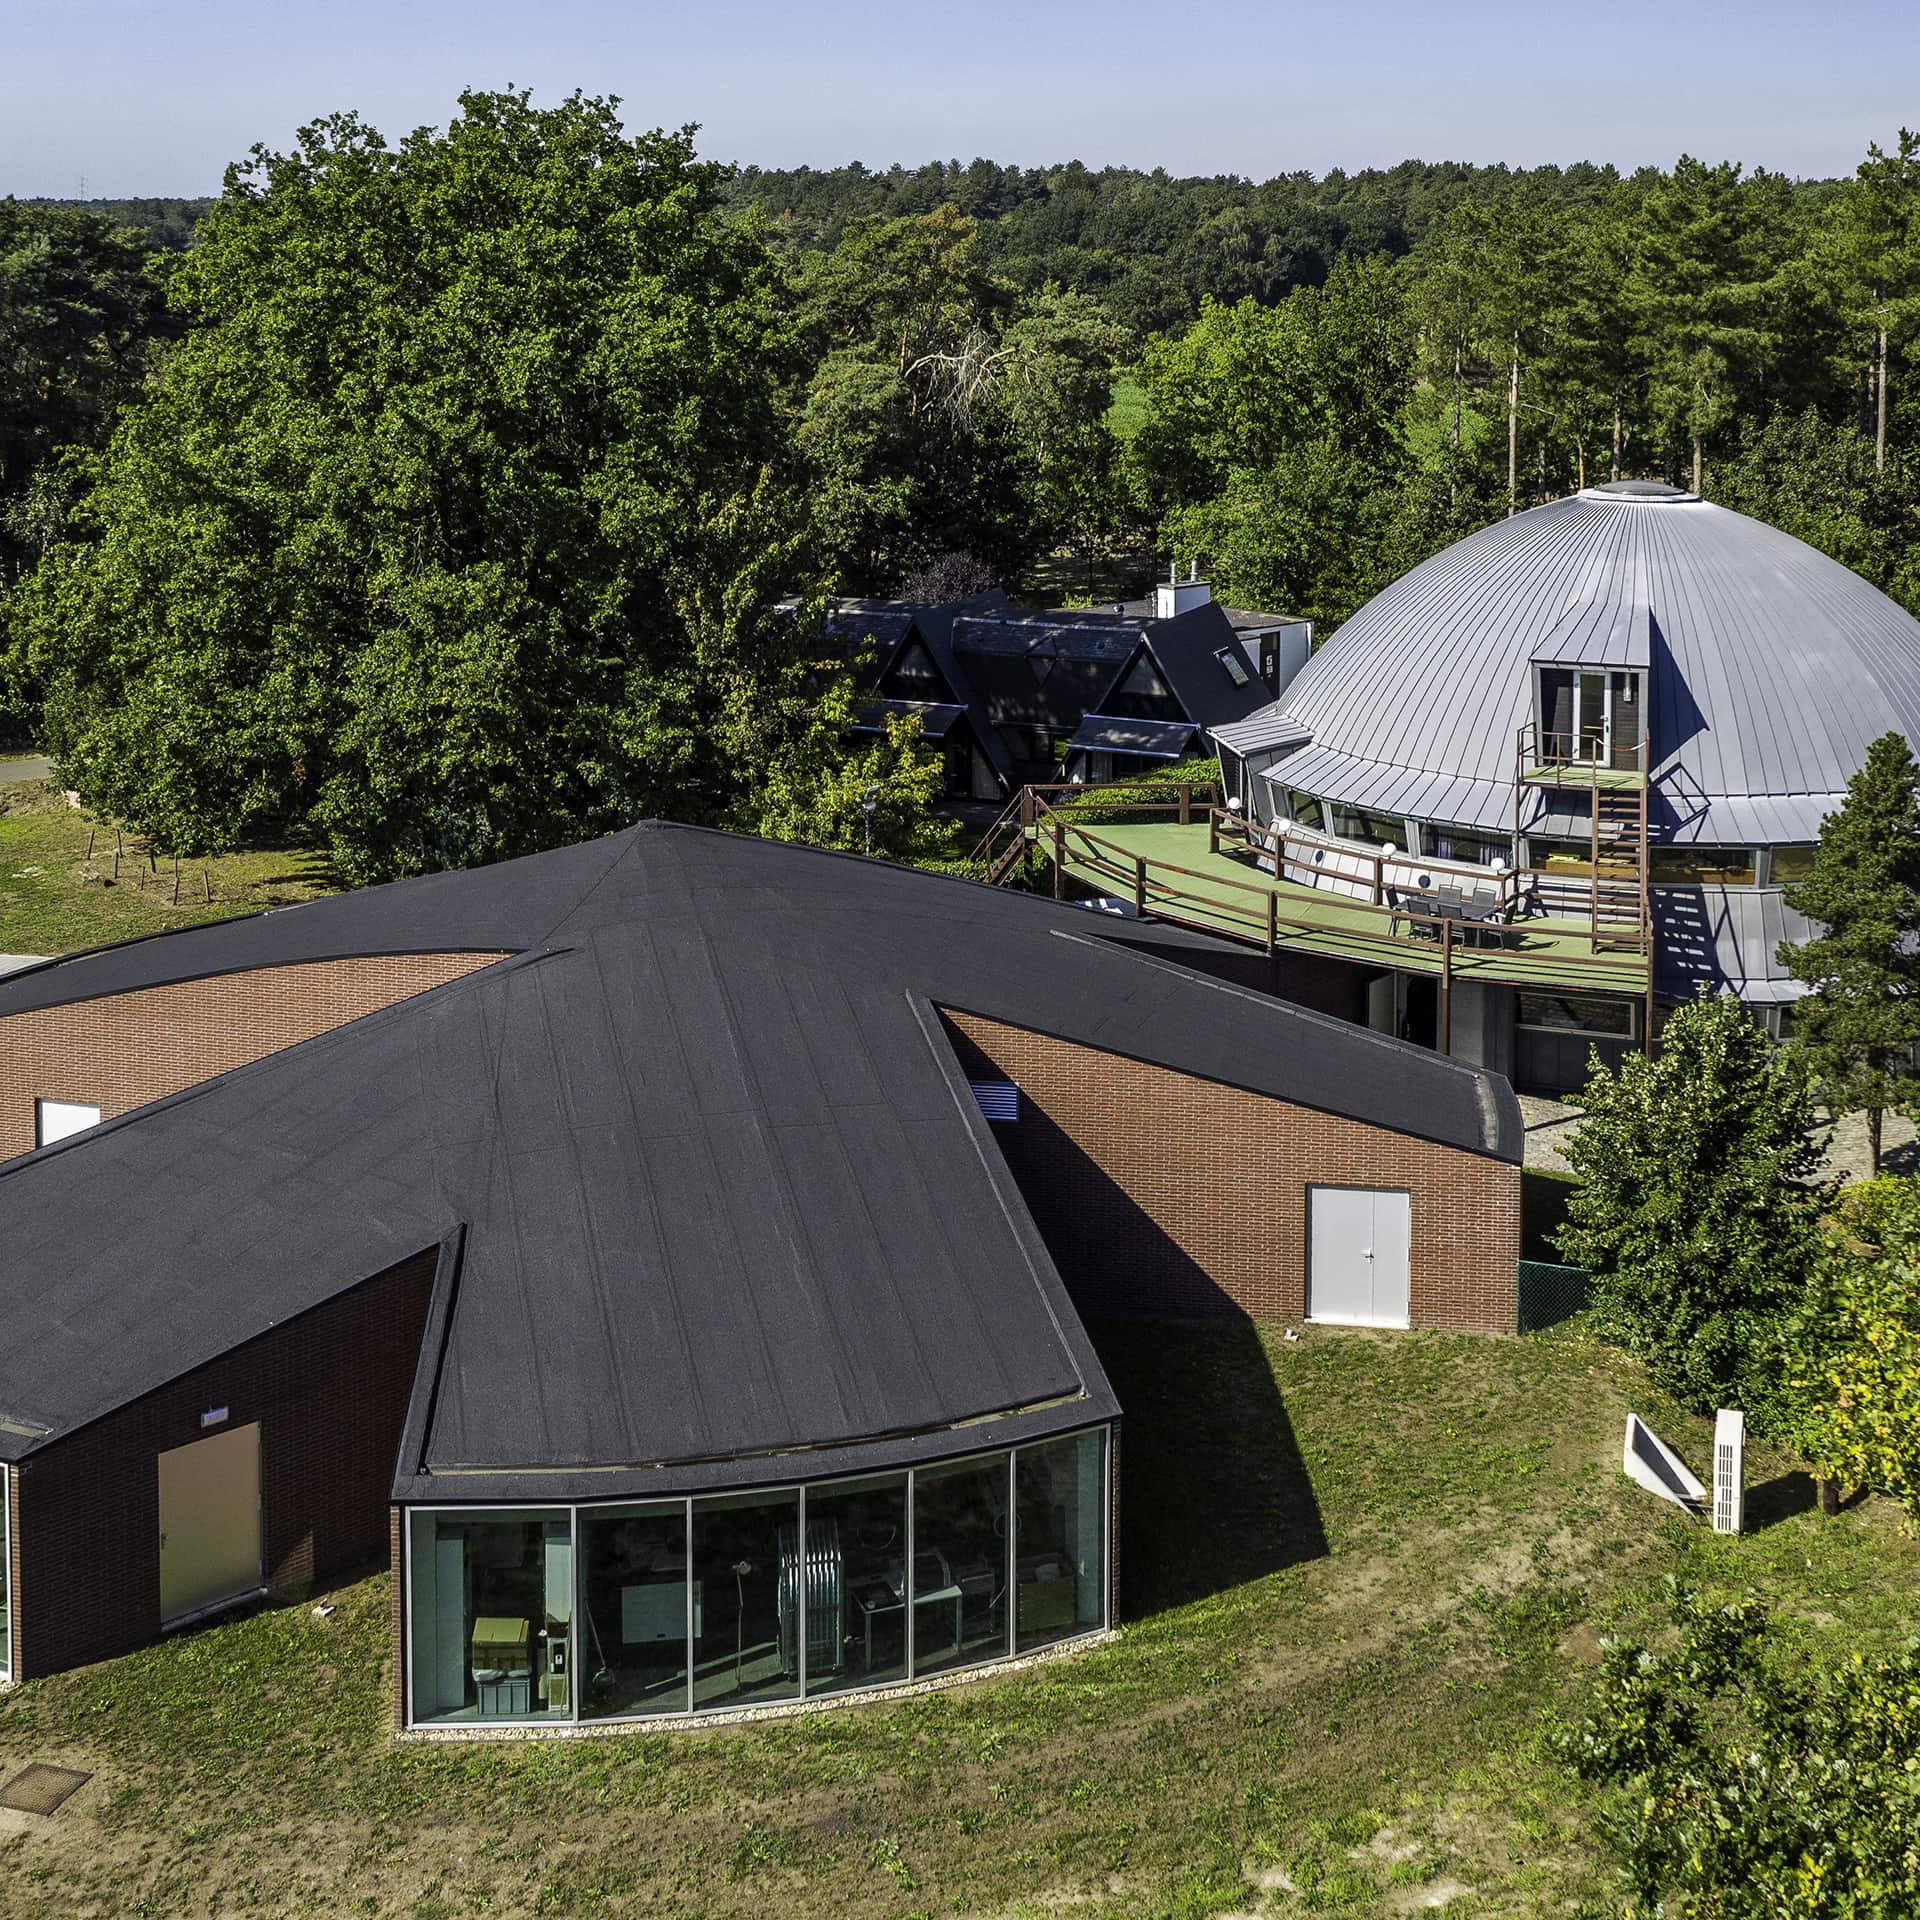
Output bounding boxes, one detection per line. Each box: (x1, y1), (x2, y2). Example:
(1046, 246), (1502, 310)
(969, 1079), (1020, 1123)
(1583, 479), (1698, 503)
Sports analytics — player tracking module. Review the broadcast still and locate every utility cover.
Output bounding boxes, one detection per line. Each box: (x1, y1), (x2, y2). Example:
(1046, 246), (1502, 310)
(0, 1764), (91, 1815)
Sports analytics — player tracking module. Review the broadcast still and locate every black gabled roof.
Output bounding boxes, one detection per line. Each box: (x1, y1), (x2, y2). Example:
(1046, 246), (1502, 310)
(0, 825), (1520, 1490)
(1138, 602), (1274, 731)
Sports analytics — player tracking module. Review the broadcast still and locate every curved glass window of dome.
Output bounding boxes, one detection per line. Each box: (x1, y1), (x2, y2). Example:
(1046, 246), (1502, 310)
(1648, 847), (1758, 886)
(1414, 822), (1512, 868)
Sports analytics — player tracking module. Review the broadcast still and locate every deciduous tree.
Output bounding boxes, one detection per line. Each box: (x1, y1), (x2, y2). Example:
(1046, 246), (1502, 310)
(1557, 992), (1823, 1411)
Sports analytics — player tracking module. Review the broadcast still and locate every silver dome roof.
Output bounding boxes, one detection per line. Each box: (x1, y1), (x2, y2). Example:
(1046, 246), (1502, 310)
(1249, 488), (1920, 845)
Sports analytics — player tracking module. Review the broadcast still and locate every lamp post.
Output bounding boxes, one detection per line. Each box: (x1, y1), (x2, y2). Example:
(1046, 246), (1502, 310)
(862, 784), (879, 857)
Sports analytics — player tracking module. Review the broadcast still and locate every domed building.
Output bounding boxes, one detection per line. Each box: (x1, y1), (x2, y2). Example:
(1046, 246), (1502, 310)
(979, 482), (1920, 1095)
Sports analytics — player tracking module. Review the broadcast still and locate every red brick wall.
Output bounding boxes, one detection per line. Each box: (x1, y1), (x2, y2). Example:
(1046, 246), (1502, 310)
(0, 953), (505, 1162)
(941, 1011), (1518, 1333)
(12, 1248), (437, 1680)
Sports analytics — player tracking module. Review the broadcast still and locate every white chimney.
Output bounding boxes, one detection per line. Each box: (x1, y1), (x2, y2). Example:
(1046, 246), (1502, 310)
(1154, 561), (1212, 620)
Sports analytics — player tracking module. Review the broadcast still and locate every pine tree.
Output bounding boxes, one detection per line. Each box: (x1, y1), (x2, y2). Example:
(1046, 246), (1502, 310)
(1777, 731), (1920, 1174)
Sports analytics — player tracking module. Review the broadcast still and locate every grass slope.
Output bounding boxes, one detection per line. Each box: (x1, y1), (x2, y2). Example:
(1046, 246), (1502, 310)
(0, 779), (336, 959)
(0, 1321), (1908, 1918)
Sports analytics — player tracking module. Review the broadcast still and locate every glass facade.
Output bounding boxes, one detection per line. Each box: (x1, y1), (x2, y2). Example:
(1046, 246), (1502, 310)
(1417, 822), (1511, 868)
(1649, 846), (1758, 886)
(405, 1430), (1111, 1727)
(1329, 804), (1409, 848)
(1517, 993), (1638, 1037)
(1013, 1431), (1105, 1654)
(1768, 845), (1817, 886)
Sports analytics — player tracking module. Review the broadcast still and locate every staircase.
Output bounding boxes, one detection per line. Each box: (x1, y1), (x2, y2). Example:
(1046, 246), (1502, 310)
(1588, 782), (1649, 949)
(1514, 722), (1650, 955)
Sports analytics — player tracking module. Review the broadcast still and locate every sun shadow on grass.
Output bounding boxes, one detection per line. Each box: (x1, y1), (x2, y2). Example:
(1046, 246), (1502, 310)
(1743, 1471), (1820, 1530)
(1088, 1318), (1328, 1621)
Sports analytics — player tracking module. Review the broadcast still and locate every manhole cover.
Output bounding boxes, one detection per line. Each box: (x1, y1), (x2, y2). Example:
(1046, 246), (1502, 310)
(0, 1764), (91, 1815)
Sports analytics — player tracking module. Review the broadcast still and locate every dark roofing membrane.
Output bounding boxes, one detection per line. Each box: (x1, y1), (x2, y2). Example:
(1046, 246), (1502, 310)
(0, 825), (1519, 1494)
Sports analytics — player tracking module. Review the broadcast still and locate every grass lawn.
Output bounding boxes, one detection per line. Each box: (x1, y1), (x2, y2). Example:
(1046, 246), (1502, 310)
(0, 777), (336, 959)
(0, 1320), (1909, 1918)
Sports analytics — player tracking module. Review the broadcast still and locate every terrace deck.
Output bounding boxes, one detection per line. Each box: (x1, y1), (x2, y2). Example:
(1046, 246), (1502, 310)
(1036, 815), (1649, 997)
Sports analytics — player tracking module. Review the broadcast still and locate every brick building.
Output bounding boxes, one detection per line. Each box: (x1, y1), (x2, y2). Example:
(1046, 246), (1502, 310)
(0, 823), (1519, 1725)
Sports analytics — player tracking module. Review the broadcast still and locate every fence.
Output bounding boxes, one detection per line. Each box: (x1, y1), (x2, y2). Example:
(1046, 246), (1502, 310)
(1516, 1259), (1591, 1333)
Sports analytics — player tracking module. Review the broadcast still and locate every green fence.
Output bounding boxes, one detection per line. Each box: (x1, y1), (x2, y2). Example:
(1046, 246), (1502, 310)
(1517, 1259), (1591, 1333)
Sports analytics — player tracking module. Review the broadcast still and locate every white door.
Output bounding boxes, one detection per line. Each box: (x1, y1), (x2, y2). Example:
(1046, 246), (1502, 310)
(158, 1424), (262, 1625)
(1308, 1187), (1412, 1328)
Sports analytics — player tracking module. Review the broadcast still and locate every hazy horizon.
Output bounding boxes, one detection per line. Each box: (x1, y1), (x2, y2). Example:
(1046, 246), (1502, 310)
(6, 0), (1915, 199)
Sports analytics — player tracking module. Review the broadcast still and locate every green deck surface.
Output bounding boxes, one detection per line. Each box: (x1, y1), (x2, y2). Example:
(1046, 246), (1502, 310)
(1520, 763), (1646, 790)
(1034, 816), (1649, 995)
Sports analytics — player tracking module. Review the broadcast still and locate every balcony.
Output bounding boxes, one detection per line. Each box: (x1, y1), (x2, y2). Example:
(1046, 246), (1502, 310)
(980, 783), (1650, 1006)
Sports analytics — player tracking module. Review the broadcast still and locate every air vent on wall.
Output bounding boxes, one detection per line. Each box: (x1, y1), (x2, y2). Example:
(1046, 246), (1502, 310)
(969, 1080), (1020, 1123)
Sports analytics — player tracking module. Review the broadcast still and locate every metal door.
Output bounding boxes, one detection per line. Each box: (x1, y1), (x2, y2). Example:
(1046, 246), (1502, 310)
(1308, 1188), (1412, 1328)
(158, 1423), (262, 1626)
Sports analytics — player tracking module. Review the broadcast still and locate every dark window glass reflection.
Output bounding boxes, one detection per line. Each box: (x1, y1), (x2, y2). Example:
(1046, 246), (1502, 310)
(408, 1510), (572, 1724)
(912, 1455), (1010, 1676)
(577, 1503), (689, 1718)
(1015, 1432), (1106, 1653)
(807, 1474), (909, 1694)
(691, 1489), (800, 1709)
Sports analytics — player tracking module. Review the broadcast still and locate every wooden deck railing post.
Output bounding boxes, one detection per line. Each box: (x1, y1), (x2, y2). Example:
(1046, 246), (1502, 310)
(1373, 848), (1385, 907)
(1178, 783), (1191, 825)
(1134, 856), (1146, 916)
(1053, 817), (1064, 899)
(1209, 809), (1219, 856)
(1266, 886), (1277, 956)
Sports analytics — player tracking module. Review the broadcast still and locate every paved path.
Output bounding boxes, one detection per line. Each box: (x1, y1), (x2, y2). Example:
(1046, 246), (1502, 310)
(1519, 1091), (1915, 1186)
(0, 956), (48, 978)
(0, 755), (53, 783)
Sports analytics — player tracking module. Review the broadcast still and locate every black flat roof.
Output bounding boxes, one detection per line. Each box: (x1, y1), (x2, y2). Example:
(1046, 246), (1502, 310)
(0, 825), (1520, 1488)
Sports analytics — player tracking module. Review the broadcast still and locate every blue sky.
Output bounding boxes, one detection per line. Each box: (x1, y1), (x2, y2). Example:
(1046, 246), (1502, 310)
(4, 0), (1915, 197)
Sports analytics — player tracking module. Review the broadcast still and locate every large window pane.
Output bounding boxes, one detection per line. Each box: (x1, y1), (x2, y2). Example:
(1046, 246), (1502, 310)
(912, 1454), (1011, 1676)
(691, 1488), (800, 1709)
(1768, 845), (1817, 886)
(408, 1509), (572, 1725)
(577, 1502), (689, 1719)
(1014, 1431), (1107, 1653)
(806, 1473), (909, 1695)
(1650, 846), (1757, 886)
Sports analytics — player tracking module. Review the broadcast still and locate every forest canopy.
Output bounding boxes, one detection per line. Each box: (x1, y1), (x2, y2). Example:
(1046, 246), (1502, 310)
(6, 115), (1920, 868)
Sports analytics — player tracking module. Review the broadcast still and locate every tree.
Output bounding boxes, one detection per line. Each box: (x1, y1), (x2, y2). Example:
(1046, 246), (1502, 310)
(1556, 993), (1823, 1411)
(1784, 1178), (1920, 1522)
(0, 201), (175, 740)
(1825, 132), (1920, 472)
(1777, 732), (1920, 1173)
(1709, 411), (1920, 617)
(1632, 158), (1794, 490)
(1556, 1583), (1920, 1919)
(6, 94), (873, 882)
(1134, 256), (1416, 622)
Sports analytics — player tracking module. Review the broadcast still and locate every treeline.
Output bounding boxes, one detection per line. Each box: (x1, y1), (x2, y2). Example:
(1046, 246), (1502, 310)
(3, 103), (1919, 873)
(16, 197), (213, 251)
(730, 158), (1836, 337)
